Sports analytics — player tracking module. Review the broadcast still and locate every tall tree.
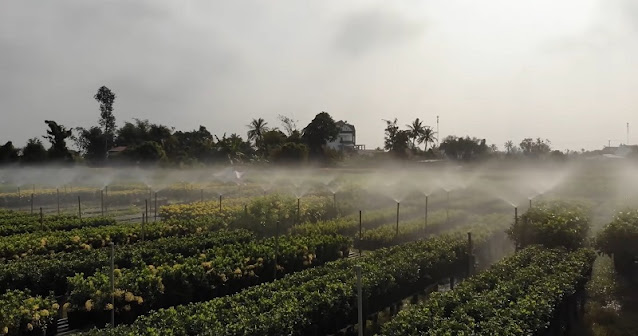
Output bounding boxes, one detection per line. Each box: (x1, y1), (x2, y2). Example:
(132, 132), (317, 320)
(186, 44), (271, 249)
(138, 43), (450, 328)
(94, 86), (116, 155)
(519, 138), (551, 157)
(302, 112), (339, 157)
(74, 126), (106, 163)
(21, 138), (47, 164)
(504, 140), (515, 154)
(406, 118), (426, 150)
(44, 120), (73, 162)
(0, 141), (19, 165)
(278, 114), (298, 136)
(247, 118), (269, 151)
(420, 127), (437, 151)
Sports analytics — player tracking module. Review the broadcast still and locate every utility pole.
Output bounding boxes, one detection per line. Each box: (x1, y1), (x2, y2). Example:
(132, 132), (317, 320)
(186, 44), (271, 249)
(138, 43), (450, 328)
(436, 115), (440, 146)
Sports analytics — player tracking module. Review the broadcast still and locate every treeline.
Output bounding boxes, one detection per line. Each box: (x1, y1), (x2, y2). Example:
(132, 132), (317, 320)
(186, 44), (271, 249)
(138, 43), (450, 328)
(0, 87), (345, 166)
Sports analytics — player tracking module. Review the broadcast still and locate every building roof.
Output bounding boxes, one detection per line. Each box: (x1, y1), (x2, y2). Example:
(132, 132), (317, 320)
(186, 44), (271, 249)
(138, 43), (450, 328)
(336, 120), (355, 133)
(108, 146), (128, 153)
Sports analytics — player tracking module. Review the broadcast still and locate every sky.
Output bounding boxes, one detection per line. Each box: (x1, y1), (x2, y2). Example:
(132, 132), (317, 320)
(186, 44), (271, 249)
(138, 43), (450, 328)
(2, 0), (638, 151)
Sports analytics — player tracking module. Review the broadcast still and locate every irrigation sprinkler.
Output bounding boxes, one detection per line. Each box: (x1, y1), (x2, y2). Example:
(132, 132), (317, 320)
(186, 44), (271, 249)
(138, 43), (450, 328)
(359, 210), (363, 255)
(244, 204), (248, 218)
(514, 207), (519, 225)
(39, 208), (43, 230)
(274, 221), (280, 280)
(145, 199), (149, 222)
(141, 213), (146, 241)
(154, 193), (158, 222)
(56, 188), (60, 215)
(396, 202), (400, 236)
(109, 242), (115, 328)
(200, 189), (204, 203)
(425, 195), (429, 232)
(78, 196), (82, 220)
(467, 232), (474, 277)
(30, 193), (34, 215)
(219, 194), (223, 212)
(105, 186), (108, 214)
(529, 198), (532, 209)
(297, 198), (301, 225)
(101, 190), (105, 216)
(446, 191), (451, 225)
(355, 265), (364, 336)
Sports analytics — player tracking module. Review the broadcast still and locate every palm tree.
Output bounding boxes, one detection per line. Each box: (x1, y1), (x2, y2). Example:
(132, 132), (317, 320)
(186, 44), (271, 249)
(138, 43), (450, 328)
(504, 140), (514, 154)
(420, 127), (437, 151)
(247, 118), (269, 150)
(406, 118), (426, 150)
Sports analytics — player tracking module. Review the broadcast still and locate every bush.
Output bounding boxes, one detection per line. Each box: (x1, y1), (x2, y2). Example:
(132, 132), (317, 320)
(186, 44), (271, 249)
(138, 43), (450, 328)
(507, 201), (590, 250)
(596, 210), (638, 276)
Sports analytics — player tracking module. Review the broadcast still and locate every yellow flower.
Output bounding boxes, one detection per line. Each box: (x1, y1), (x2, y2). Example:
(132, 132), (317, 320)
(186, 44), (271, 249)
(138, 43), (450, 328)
(136, 296), (144, 305)
(40, 309), (50, 317)
(123, 304), (131, 312)
(52, 303), (60, 311)
(26, 323), (33, 331)
(113, 269), (122, 277)
(85, 300), (93, 312)
(2, 326), (8, 335)
(124, 292), (135, 302)
(105, 303), (114, 311)
(71, 236), (81, 243)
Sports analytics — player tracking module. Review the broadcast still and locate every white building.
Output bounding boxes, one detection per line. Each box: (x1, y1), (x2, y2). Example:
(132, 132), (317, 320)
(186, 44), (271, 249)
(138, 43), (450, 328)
(327, 121), (361, 151)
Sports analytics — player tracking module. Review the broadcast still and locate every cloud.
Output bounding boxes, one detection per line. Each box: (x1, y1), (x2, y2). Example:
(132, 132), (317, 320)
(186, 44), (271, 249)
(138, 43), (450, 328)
(334, 7), (425, 56)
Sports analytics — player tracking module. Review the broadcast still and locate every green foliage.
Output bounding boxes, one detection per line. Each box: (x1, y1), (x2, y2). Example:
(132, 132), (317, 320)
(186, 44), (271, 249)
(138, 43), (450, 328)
(123, 141), (166, 164)
(65, 234), (351, 322)
(596, 210), (638, 257)
(75, 126), (107, 163)
(20, 139), (47, 164)
(43, 120), (73, 162)
(380, 246), (596, 336)
(440, 135), (489, 161)
(0, 289), (59, 336)
(94, 86), (116, 144)
(270, 142), (309, 163)
(383, 118), (410, 157)
(0, 141), (19, 165)
(78, 229), (506, 335)
(0, 230), (254, 296)
(507, 201), (590, 250)
(302, 111), (339, 157)
(520, 137), (552, 157)
(0, 211), (116, 236)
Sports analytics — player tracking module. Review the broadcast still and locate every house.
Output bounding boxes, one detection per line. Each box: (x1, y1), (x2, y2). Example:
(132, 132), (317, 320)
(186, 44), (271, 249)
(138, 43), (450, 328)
(327, 121), (358, 151)
(107, 146), (127, 158)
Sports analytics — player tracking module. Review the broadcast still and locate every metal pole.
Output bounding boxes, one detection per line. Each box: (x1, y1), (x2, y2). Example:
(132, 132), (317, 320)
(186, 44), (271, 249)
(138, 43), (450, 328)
(297, 198), (301, 225)
(219, 194), (223, 212)
(57, 188), (60, 216)
(467, 232), (473, 276)
(200, 189), (204, 202)
(110, 242), (115, 328)
(30, 193), (34, 215)
(101, 190), (104, 216)
(39, 207), (44, 230)
(446, 191), (450, 225)
(333, 193), (337, 214)
(355, 265), (364, 336)
(141, 213), (146, 241)
(17, 187), (20, 198)
(78, 196), (81, 220)
(359, 210), (363, 255)
(529, 198), (532, 209)
(105, 186), (108, 214)
(274, 221), (280, 280)
(154, 192), (158, 222)
(145, 199), (149, 223)
(515, 207), (518, 225)
(396, 202), (400, 236)
(425, 195), (429, 232)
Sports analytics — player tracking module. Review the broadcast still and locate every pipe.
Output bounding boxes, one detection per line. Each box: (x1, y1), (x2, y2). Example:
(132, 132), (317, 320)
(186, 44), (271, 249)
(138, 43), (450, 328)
(356, 265), (364, 336)
(359, 210), (362, 255)
(396, 202), (400, 236)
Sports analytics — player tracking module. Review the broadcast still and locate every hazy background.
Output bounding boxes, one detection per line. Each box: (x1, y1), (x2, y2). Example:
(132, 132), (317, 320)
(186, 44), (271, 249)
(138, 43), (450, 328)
(2, 0), (637, 151)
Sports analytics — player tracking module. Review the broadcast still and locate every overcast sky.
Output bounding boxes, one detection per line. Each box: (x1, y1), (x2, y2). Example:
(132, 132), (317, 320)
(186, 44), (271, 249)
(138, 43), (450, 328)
(2, 0), (638, 151)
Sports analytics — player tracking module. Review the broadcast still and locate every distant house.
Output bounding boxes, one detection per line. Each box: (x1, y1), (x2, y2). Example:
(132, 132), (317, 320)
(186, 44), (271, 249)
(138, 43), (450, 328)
(327, 121), (362, 151)
(107, 146), (127, 158)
